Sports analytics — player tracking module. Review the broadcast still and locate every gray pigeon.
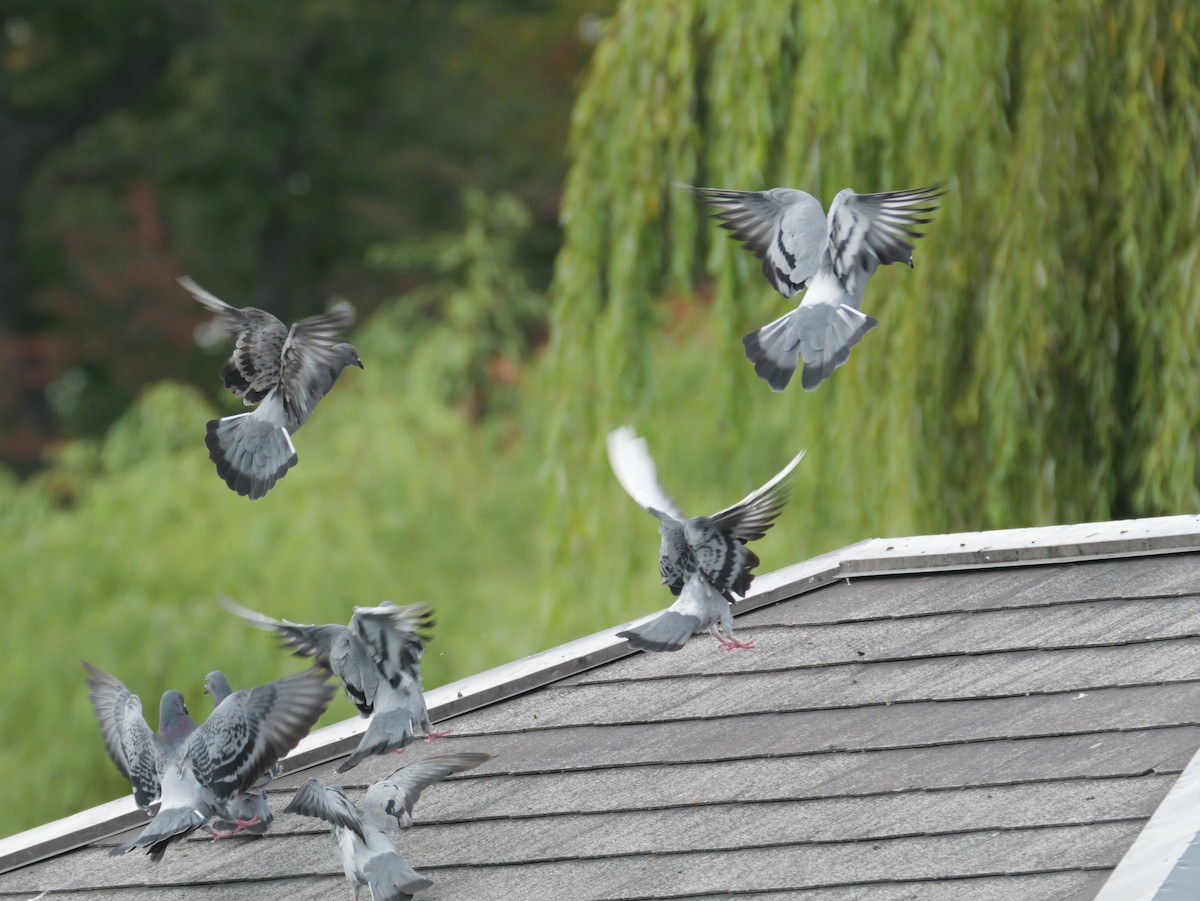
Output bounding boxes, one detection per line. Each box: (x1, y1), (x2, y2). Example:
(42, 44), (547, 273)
(202, 671), (277, 839)
(336, 603), (444, 774)
(220, 598), (442, 772)
(606, 426), (804, 651)
(83, 662), (197, 814)
(284, 752), (490, 901)
(688, 183), (943, 391)
(219, 596), (384, 716)
(96, 667), (334, 861)
(181, 276), (363, 499)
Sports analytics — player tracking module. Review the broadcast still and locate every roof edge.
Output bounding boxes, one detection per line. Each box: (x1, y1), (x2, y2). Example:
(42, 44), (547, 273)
(4, 512), (1199, 873)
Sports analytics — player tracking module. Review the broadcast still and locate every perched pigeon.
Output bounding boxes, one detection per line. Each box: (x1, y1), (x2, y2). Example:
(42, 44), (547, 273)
(181, 276), (363, 499)
(220, 598), (443, 772)
(202, 671), (277, 839)
(83, 662), (197, 814)
(285, 752), (490, 901)
(89, 665), (334, 861)
(688, 182), (943, 390)
(606, 426), (804, 651)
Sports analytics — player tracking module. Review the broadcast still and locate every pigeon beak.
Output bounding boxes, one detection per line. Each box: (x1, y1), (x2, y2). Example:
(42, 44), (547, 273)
(356, 359), (365, 369)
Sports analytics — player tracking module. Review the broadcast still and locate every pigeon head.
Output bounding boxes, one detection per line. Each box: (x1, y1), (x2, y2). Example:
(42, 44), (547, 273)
(334, 343), (364, 371)
(203, 671), (233, 704)
(158, 690), (194, 739)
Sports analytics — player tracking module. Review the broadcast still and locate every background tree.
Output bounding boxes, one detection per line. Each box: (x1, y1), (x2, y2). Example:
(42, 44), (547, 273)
(546, 0), (1200, 546)
(1, 0), (601, 468)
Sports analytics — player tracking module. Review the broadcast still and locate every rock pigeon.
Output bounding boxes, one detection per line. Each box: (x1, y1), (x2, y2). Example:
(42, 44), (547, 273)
(201, 671), (277, 839)
(83, 662), (197, 814)
(606, 426), (804, 651)
(284, 752), (490, 901)
(688, 182), (943, 390)
(87, 664), (334, 861)
(181, 276), (363, 499)
(220, 598), (443, 772)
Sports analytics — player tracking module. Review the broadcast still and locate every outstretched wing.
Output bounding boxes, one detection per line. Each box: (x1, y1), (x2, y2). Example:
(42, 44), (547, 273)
(688, 185), (827, 298)
(284, 778), (366, 841)
(704, 449), (805, 543)
(825, 184), (944, 298)
(190, 669), (334, 802)
(220, 596), (380, 715)
(364, 752), (491, 832)
(278, 302), (358, 425)
(81, 661), (163, 811)
(180, 276), (288, 404)
(605, 426), (686, 521)
(350, 603), (432, 690)
(687, 449), (805, 596)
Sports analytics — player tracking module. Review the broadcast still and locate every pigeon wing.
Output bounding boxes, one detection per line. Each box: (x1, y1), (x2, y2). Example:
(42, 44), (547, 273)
(688, 185), (827, 298)
(350, 603), (432, 684)
(704, 449), (805, 543)
(605, 427), (686, 521)
(277, 302), (358, 426)
(284, 778), (366, 841)
(654, 514), (692, 596)
(82, 661), (163, 811)
(180, 276), (288, 404)
(189, 668), (334, 803)
(364, 752), (491, 832)
(825, 184), (944, 298)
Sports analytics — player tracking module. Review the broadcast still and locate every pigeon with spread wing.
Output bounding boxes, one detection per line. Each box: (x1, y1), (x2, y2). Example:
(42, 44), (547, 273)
(689, 182), (943, 391)
(182, 276), (363, 499)
(221, 598), (442, 772)
(85, 663), (334, 861)
(285, 752), (490, 901)
(606, 427), (803, 651)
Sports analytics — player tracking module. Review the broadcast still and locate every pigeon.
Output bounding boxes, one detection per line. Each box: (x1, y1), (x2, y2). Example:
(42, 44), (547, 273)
(82, 662), (197, 814)
(284, 752), (491, 901)
(606, 426), (804, 651)
(181, 275), (363, 499)
(220, 598), (443, 772)
(90, 666), (334, 861)
(688, 182), (943, 390)
(201, 671), (277, 839)
(336, 603), (446, 773)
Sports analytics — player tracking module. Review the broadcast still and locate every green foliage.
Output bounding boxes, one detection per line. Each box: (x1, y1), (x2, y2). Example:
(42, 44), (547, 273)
(546, 0), (1200, 547)
(366, 190), (547, 419)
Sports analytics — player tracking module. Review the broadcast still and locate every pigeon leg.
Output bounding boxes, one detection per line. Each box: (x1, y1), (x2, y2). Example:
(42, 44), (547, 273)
(425, 728), (451, 741)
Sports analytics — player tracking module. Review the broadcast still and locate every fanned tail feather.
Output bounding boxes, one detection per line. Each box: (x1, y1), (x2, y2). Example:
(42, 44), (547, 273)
(743, 311), (801, 392)
(794, 303), (878, 391)
(205, 412), (297, 500)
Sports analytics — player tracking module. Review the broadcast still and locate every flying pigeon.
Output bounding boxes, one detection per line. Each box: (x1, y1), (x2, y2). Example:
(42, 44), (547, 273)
(285, 752), (490, 901)
(83, 662), (197, 814)
(606, 426), (804, 651)
(202, 671), (277, 839)
(220, 598), (443, 772)
(688, 182), (943, 390)
(181, 276), (363, 499)
(85, 663), (334, 861)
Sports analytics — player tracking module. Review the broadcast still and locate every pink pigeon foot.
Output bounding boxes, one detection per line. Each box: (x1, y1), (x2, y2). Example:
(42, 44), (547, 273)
(208, 816), (261, 840)
(424, 729), (451, 742)
(717, 635), (755, 650)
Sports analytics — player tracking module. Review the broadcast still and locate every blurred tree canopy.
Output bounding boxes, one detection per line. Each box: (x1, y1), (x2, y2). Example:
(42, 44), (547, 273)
(0, 0), (605, 468)
(546, 0), (1200, 542)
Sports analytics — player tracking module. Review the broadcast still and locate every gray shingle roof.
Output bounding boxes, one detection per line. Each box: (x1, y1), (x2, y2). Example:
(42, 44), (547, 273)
(3, 516), (1200, 900)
